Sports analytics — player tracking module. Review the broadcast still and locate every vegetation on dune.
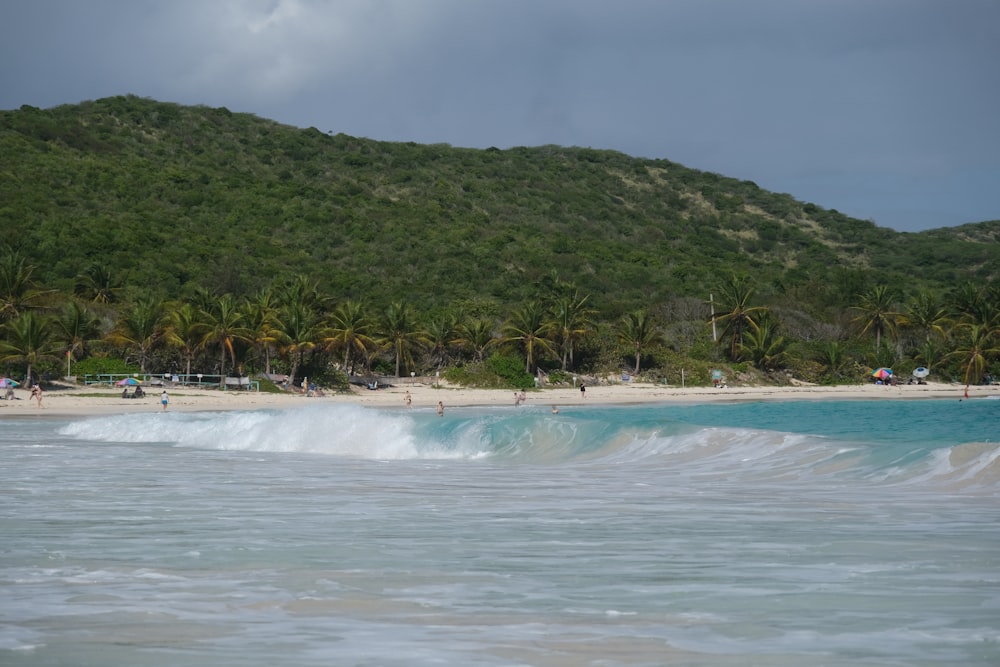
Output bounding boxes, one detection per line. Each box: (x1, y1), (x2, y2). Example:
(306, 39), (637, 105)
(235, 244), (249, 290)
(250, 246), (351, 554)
(0, 95), (997, 389)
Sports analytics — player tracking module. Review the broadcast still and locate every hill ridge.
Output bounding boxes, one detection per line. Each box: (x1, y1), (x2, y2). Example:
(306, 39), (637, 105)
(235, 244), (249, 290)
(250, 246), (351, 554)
(1, 95), (997, 315)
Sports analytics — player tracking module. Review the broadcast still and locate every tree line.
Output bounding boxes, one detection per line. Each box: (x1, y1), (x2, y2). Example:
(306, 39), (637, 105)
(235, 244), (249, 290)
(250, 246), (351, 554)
(2, 251), (997, 392)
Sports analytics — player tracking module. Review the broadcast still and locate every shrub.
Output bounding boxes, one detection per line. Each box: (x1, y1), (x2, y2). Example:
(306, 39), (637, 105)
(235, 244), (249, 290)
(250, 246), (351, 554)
(486, 353), (535, 388)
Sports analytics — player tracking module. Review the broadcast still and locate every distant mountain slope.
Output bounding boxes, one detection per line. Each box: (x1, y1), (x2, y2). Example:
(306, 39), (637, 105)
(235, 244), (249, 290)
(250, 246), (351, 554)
(1, 95), (996, 315)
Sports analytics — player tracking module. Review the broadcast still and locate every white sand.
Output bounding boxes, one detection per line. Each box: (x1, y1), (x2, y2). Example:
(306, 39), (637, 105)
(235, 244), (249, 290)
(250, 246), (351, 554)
(1, 380), (996, 418)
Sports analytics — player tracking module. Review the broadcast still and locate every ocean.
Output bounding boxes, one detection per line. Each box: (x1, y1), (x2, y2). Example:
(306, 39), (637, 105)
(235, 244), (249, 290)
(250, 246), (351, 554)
(2, 398), (998, 666)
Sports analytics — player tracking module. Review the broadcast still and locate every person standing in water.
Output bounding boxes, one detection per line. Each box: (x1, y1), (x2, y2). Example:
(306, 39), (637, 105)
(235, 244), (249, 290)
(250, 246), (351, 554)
(437, 401), (444, 416)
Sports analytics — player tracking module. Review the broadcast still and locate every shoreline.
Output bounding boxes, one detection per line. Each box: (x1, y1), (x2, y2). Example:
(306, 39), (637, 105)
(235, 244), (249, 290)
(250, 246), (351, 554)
(1, 381), (996, 418)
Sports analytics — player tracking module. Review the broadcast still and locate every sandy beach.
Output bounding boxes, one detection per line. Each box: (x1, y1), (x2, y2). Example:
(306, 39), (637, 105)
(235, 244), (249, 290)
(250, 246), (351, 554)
(2, 380), (996, 418)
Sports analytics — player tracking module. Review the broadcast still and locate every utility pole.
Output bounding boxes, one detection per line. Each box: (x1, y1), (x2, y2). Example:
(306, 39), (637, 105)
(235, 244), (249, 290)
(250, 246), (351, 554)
(709, 293), (717, 342)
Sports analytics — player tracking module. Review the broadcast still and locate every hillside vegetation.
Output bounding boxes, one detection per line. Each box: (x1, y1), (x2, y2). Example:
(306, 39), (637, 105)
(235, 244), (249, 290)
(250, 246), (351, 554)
(0, 95), (997, 388)
(3, 95), (998, 311)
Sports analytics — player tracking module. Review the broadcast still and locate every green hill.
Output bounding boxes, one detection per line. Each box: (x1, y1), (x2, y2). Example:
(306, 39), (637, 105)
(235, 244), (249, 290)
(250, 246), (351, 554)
(1, 95), (998, 389)
(2, 95), (997, 318)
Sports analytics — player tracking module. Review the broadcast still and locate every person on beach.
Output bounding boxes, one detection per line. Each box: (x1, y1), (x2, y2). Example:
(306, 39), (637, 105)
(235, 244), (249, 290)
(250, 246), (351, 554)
(437, 401), (444, 416)
(31, 384), (43, 408)
(519, 389), (526, 405)
(514, 391), (521, 407)
(580, 382), (586, 398)
(161, 390), (169, 411)
(405, 391), (412, 407)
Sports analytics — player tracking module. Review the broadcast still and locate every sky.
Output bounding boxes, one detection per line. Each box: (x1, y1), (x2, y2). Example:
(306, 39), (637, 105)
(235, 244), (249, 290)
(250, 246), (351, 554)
(2, 0), (998, 232)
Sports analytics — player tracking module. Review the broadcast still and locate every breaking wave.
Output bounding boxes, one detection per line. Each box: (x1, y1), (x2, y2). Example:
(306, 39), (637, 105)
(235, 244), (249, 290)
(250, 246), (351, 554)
(57, 403), (999, 493)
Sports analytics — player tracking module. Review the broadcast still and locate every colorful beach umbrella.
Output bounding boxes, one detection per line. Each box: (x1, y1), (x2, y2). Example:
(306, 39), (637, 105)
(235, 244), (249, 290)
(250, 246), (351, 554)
(0, 378), (19, 388)
(116, 377), (141, 386)
(912, 367), (930, 378)
(871, 367), (893, 379)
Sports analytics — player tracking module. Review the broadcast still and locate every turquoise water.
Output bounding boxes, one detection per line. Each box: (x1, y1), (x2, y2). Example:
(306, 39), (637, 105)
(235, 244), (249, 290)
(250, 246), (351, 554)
(1, 399), (998, 666)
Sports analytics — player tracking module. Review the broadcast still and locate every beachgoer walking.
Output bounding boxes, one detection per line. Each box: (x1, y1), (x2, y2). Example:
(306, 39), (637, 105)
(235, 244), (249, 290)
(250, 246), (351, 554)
(161, 390), (169, 411)
(405, 391), (412, 407)
(519, 389), (526, 405)
(437, 401), (444, 417)
(31, 384), (42, 408)
(580, 382), (586, 398)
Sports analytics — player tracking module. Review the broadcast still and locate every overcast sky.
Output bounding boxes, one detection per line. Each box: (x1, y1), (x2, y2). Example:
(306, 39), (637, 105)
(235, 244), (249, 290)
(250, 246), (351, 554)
(2, 0), (998, 232)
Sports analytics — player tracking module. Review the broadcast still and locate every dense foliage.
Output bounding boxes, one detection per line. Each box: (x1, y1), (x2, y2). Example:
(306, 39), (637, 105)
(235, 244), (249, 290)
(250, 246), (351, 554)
(1, 96), (997, 389)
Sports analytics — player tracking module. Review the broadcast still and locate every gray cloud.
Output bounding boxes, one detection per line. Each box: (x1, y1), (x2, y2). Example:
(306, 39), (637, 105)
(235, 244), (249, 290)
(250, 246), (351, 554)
(2, 0), (998, 231)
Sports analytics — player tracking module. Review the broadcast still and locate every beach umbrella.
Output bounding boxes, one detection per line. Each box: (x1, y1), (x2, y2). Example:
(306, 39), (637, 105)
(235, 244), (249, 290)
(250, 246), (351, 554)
(912, 367), (930, 378)
(116, 377), (141, 386)
(871, 368), (893, 379)
(0, 378), (19, 388)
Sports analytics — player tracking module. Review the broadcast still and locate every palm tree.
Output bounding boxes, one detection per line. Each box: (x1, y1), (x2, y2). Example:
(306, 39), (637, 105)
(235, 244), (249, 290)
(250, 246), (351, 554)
(814, 341), (849, 381)
(163, 302), (203, 380)
(454, 317), (497, 363)
(740, 313), (788, 370)
(900, 290), (950, 343)
(0, 252), (49, 322)
(324, 299), (374, 375)
(107, 296), (166, 373)
(279, 274), (328, 311)
(375, 302), (428, 378)
(503, 301), (555, 374)
(244, 288), (282, 375)
(198, 294), (251, 387)
(0, 311), (61, 386)
(423, 313), (460, 370)
(549, 292), (595, 371)
(950, 282), (994, 327)
(55, 301), (102, 367)
(949, 323), (1000, 390)
(277, 300), (322, 389)
(74, 263), (122, 305)
(914, 338), (947, 377)
(851, 284), (900, 350)
(617, 309), (661, 374)
(188, 285), (218, 315)
(713, 274), (767, 360)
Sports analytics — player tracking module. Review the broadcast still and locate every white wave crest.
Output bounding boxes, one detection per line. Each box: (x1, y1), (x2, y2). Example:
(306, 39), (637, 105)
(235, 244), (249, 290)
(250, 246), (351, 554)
(58, 405), (439, 459)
